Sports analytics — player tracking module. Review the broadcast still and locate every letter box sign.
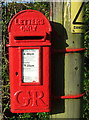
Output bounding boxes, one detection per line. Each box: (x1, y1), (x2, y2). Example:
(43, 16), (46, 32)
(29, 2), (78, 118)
(7, 10), (52, 113)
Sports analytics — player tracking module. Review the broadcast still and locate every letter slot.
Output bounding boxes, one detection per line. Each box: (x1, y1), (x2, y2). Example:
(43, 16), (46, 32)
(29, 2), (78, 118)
(14, 36), (44, 40)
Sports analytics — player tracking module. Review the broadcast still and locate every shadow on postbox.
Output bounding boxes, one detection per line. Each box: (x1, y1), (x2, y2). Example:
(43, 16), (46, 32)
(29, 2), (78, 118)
(7, 10), (52, 113)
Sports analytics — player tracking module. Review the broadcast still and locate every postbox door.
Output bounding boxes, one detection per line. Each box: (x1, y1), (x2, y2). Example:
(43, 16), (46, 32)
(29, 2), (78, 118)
(9, 46), (50, 113)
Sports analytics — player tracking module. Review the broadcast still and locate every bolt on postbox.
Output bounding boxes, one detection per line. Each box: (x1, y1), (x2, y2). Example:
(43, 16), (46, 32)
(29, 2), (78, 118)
(7, 10), (52, 113)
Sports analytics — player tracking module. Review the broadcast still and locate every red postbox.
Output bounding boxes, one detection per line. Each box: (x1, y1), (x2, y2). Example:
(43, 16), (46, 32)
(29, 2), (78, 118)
(7, 10), (52, 113)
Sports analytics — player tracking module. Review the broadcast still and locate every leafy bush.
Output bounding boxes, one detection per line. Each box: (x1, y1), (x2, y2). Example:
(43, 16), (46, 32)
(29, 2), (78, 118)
(2, 1), (89, 119)
(2, 2), (49, 120)
(83, 1), (89, 119)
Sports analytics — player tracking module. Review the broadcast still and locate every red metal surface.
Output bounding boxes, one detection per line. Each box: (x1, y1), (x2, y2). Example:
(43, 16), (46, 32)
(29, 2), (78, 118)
(53, 48), (86, 53)
(7, 10), (52, 113)
(54, 93), (85, 99)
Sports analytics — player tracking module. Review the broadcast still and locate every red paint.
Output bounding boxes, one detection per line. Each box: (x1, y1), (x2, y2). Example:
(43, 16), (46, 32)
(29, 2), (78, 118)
(54, 93), (85, 99)
(53, 48), (86, 53)
(7, 10), (52, 113)
(14, 90), (46, 107)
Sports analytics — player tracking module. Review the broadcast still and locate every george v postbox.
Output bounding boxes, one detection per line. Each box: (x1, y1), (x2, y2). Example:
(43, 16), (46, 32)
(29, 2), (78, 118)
(7, 10), (52, 113)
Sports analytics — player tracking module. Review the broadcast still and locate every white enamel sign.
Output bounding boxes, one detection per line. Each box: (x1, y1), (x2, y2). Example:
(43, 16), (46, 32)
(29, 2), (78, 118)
(22, 49), (39, 83)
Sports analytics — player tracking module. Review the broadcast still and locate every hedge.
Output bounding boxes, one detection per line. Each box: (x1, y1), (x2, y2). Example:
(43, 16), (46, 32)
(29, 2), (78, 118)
(1, 1), (89, 119)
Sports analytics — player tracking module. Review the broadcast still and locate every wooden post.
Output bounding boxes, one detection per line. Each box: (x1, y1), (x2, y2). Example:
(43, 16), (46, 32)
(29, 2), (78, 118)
(50, 1), (84, 118)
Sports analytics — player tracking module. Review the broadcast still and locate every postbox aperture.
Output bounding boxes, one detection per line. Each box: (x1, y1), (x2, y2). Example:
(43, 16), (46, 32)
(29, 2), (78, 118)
(7, 10), (51, 113)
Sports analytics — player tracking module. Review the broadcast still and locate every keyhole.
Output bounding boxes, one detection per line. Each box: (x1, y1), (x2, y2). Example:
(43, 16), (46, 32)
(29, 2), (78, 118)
(16, 72), (18, 76)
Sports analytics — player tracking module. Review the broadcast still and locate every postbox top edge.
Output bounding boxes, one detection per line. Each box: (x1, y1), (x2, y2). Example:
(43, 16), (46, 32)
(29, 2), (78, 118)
(8, 9), (52, 33)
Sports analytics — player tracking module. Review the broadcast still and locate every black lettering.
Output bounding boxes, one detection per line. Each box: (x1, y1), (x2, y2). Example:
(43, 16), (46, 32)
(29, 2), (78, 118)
(74, 26), (84, 29)
(27, 64), (34, 67)
(27, 53), (34, 55)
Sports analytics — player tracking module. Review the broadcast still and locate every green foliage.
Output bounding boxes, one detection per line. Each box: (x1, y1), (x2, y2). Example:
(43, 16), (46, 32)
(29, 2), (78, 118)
(83, 1), (89, 119)
(2, 1), (89, 119)
(2, 2), (49, 120)
(37, 112), (49, 120)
